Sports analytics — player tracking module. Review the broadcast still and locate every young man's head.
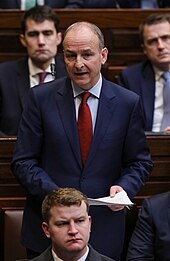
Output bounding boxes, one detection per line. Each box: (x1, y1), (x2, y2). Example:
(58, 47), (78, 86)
(42, 188), (91, 261)
(20, 5), (62, 69)
(139, 13), (170, 71)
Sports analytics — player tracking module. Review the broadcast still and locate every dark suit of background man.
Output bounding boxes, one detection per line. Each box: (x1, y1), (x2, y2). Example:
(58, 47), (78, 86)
(119, 13), (170, 132)
(0, 0), (84, 9)
(126, 191), (170, 261)
(157, 0), (170, 7)
(83, 0), (140, 8)
(82, 0), (170, 8)
(0, 5), (67, 136)
(120, 0), (170, 8)
(11, 21), (153, 260)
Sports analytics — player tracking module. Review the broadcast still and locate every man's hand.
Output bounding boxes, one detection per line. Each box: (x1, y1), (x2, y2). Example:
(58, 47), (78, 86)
(164, 126), (170, 132)
(108, 185), (125, 211)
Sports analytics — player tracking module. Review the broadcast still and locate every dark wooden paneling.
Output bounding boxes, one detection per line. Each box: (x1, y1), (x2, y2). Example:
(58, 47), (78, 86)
(0, 137), (26, 198)
(102, 65), (125, 83)
(134, 135), (170, 204)
(0, 135), (169, 261)
(0, 136), (170, 206)
(0, 207), (26, 261)
(0, 9), (169, 67)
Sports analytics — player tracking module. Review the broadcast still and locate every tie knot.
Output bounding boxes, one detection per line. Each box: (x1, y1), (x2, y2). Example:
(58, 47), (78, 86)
(163, 71), (170, 82)
(39, 72), (48, 84)
(82, 92), (91, 103)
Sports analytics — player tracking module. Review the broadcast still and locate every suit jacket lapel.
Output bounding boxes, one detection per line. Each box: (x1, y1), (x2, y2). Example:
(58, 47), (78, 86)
(56, 77), (82, 168)
(141, 61), (155, 131)
(55, 78), (117, 169)
(16, 58), (30, 109)
(86, 245), (101, 260)
(86, 78), (117, 166)
(37, 246), (53, 261)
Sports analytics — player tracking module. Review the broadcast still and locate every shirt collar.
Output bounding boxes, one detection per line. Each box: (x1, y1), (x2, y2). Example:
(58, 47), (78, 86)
(153, 65), (168, 81)
(28, 57), (55, 77)
(72, 73), (102, 99)
(52, 246), (89, 261)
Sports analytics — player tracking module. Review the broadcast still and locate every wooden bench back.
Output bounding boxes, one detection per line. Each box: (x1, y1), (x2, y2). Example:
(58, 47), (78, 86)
(0, 8), (170, 80)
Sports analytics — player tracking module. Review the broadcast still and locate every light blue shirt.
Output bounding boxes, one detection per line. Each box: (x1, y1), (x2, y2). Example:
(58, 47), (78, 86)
(72, 74), (102, 133)
(141, 0), (158, 9)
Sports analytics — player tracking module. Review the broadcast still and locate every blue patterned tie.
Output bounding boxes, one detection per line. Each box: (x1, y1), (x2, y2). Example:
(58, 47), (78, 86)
(161, 71), (170, 130)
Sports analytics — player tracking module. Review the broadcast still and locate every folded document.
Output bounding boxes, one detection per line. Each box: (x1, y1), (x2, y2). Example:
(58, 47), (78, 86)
(88, 191), (134, 207)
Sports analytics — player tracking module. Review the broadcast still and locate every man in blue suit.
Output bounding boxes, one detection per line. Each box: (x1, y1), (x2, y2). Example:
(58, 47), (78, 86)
(11, 21), (153, 260)
(119, 13), (170, 132)
(0, 5), (67, 136)
(0, 0), (84, 9)
(126, 191), (170, 261)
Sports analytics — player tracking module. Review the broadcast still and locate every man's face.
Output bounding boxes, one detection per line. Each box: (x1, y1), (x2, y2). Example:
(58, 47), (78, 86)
(20, 18), (62, 69)
(42, 202), (91, 260)
(142, 21), (170, 70)
(63, 26), (108, 90)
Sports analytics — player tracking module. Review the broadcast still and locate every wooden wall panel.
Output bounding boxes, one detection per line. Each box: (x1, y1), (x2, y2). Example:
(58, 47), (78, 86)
(0, 135), (169, 261)
(0, 136), (170, 206)
(0, 9), (169, 68)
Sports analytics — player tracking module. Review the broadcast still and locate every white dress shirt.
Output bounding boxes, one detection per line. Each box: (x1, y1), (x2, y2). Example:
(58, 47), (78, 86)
(52, 246), (89, 261)
(28, 57), (55, 87)
(152, 67), (165, 132)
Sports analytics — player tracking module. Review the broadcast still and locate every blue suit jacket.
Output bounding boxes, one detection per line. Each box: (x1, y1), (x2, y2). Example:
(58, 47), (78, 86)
(0, 0), (84, 8)
(11, 77), (153, 259)
(83, 0), (140, 8)
(0, 55), (67, 136)
(30, 245), (115, 261)
(118, 60), (155, 131)
(126, 191), (170, 261)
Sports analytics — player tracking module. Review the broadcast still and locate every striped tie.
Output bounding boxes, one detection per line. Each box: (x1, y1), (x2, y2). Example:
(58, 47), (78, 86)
(161, 71), (170, 130)
(38, 72), (47, 84)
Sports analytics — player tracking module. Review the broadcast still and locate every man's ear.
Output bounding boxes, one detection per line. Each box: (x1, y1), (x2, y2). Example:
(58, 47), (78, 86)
(19, 34), (27, 48)
(101, 47), (108, 65)
(89, 215), (92, 232)
(56, 32), (62, 46)
(141, 43), (147, 55)
(42, 222), (51, 238)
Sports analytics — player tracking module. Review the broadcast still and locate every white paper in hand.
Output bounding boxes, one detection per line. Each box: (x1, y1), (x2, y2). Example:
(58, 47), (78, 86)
(88, 191), (133, 207)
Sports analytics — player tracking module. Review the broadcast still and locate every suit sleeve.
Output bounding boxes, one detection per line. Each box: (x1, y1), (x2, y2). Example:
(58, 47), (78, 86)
(66, 0), (84, 8)
(11, 88), (58, 200)
(115, 94), (153, 198)
(0, 79), (10, 136)
(126, 199), (155, 260)
(118, 70), (130, 89)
